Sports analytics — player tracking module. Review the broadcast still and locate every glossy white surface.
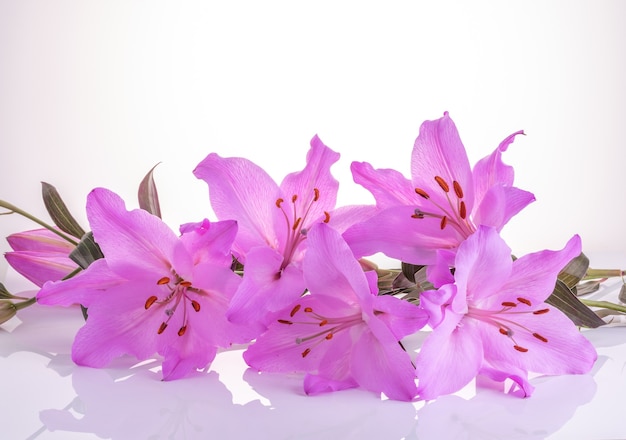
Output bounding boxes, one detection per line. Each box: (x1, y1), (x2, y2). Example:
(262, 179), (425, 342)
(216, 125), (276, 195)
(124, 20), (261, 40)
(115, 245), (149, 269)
(2, 252), (626, 440)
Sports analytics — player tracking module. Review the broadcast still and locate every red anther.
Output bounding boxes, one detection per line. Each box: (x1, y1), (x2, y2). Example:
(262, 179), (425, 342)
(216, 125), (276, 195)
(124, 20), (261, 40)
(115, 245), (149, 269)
(533, 333), (548, 343)
(325, 333), (333, 340)
(292, 217), (302, 230)
(440, 216), (448, 230)
(291, 194), (298, 203)
(459, 201), (467, 219)
(178, 326), (187, 336)
(434, 176), (450, 192)
(517, 297), (532, 306)
(323, 211), (331, 223)
(276, 198), (284, 208)
(313, 188), (320, 201)
(319, 319), (328, 327)
(453, 181), (464, 198)
(278, 319), (293, 325)
(158, 322), (168, 334)
(415, 188), (430, 199)
(533, 308), (550, 315)
(290, 304), (301, 317)
(145, 295), (158, 309)
(513, 345), (528, 353)
(157, 276), (170, 285)
(301, 348), (311, 358)
(179, 280), (192, 287)
(501, 301), (517, 308)
(191, 300), (201, 312)
(304, 307), (313, 313)
(499, 328), (509, 335)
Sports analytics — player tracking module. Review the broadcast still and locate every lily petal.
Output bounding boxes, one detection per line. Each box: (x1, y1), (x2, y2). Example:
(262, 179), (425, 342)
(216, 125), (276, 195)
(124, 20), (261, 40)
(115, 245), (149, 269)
(351, 319), (418, 401)
(279, 135), (339, 224)
(86, 188), (179, 280)
(193, 153), (284, 258)
(304, 223), (370, 304)
(343, 205), (463, 264)
(479, 305), (596, 377)
(6, 252), (76, 287)
(416, 312), (483, 400)
(496, 234), (582, 306)
(351, 161), (417, 208)
(179, 219), (238, 266)
(71, 280), (169, 368)
(410, 112), (474, 215)
(472, 130), (524, 204)
(472, 185), (535, 232)
(453, 226), (512, 307)
(226, 246), (305, 332)
(371, 294), (428, 340)
(36, 259), (123, 308)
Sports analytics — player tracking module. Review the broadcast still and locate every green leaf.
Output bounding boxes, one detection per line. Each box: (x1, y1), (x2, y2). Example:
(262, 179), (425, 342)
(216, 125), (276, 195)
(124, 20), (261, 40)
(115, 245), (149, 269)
(558, 252), (589, 289)
(545, 279), (605, 328)
(138, 163), (162, 218)
(574, 279), (603, 296)
(69, 232), (104, 269)
(401, 262), (422, 283)
(0, 282), (13, 299)
(41, 182), (86, 239)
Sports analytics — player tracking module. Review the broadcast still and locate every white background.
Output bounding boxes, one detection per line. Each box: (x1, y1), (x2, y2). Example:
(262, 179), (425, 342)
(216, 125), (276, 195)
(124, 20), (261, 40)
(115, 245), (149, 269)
(1, 0), (625, 270)
(2, 3), (626, 439)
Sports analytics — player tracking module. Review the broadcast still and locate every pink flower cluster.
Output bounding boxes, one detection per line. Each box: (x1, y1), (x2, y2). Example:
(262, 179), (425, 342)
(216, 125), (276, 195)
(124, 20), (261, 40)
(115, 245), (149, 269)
(10, 112), (596, 401)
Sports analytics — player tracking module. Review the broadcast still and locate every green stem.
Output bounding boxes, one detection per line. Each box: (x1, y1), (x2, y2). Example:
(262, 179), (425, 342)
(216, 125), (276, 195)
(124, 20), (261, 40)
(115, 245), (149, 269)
(14, 297), (36, 310)
(580, 299), (626, 314)
(0, 199), (78, 245)
(584, 268), (625, 280)
(62, 266), (83, 280)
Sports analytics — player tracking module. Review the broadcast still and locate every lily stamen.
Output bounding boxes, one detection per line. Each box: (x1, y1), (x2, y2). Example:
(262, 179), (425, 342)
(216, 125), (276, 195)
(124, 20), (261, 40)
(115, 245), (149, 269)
(145, 274), (203, 336)
(285, 303), (363, 357)
(411, 177), (474, 237)
(469, 300), (552, 353)
(275, 188), (326, 270)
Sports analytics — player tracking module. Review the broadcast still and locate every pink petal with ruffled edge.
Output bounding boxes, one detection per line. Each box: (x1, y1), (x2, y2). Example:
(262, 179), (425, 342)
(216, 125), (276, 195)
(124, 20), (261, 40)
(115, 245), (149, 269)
(86, 188), (180, 281)
(279, 135), (339, 228)
(410, 112), (475, 216)
(350, 161), (417, 208)
(193, 153), (284, 259)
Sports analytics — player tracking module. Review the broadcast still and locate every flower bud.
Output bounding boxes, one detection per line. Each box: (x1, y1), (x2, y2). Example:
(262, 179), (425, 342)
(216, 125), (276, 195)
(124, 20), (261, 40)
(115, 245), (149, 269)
(0, 300), (17, 325)
(5, 228), (77, 287)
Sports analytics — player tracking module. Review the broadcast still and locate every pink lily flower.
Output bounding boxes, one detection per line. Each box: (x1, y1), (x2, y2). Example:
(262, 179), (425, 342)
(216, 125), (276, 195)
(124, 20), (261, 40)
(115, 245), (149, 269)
(416, 226), (597, 400)
(244, 224), (428, 401)
(5, 228), (77, 287)
(37, 188), (248, 380)
(344, 112), (535, 265)
(193, 136), (341, 333)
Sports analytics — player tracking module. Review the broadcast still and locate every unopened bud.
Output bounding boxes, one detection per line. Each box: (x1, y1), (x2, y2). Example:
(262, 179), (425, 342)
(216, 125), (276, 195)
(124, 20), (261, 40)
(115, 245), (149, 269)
(0, 300), (17, 325)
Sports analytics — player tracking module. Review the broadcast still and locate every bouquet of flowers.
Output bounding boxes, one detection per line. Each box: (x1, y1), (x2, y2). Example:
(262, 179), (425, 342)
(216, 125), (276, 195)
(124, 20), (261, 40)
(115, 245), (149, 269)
(2, 112), (623, 401)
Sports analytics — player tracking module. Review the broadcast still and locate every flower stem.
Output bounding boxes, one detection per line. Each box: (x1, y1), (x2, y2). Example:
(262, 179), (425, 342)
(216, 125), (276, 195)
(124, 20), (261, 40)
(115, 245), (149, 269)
(580, 299), (626, 314)
(15, 297), (36, 310)
(0, 199), (78, 245)
(584, 268), (625, 279)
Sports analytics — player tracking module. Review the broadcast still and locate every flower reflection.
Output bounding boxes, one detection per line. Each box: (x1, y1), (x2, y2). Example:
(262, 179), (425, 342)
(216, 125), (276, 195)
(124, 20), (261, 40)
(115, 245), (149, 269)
(39, 361), (420, 440)
(414, 374), (597, 440)
(241, 367), (418, 439)
(40, 366), (266, 439)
